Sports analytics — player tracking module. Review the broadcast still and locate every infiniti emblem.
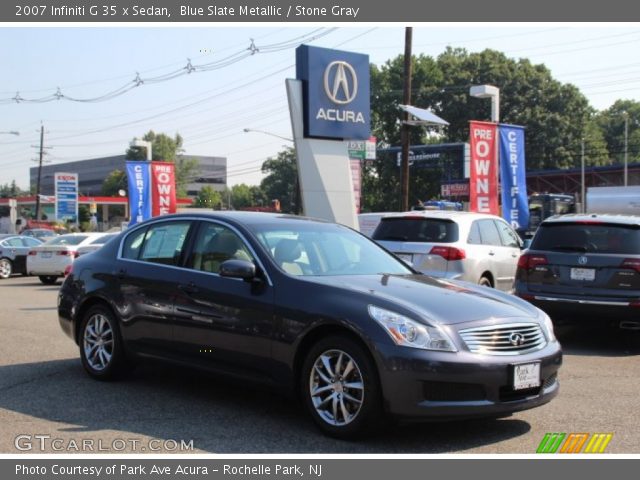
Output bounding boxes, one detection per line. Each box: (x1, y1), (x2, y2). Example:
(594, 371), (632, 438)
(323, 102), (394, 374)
(324, 61), (358, 105)
(509, 332), (525, 346)
(578, 256), (588, 265)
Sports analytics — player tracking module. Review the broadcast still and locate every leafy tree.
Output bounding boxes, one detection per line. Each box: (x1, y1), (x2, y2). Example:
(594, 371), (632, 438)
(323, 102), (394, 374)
(101, 170), (127, 196)
(194, 185), (223, 209)
(230, 183), (255, 209)
(0, 180), (27, 198)
(174, 156), (199, 198)
(260, 147), (300, 214)
(596, 100), (640, 164)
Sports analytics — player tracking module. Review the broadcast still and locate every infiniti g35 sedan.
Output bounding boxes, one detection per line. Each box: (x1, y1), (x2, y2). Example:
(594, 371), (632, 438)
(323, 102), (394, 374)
(58, 212), (562, 438)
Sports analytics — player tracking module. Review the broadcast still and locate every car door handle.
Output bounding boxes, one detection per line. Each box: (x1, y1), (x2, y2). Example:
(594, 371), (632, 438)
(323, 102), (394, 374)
(488, 251), (495, 256)
(178, 282), (200, 294)
(116, 268), (127, 279)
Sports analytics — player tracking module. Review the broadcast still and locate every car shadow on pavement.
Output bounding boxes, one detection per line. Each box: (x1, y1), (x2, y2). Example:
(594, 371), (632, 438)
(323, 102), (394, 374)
(556, 325), (640, 357)
(0, 358), (531, 454)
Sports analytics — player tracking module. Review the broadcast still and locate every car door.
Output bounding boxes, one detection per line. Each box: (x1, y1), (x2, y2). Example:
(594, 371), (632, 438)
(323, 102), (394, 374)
(115, 220), (194, 357)
(171, 220), (276, 382)
(475, 219), (515, 291)
(493, 219), (522, 290)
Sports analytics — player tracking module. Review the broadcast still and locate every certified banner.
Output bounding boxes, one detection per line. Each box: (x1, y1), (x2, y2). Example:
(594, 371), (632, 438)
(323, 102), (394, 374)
(469, 121), (499, 215)
(126, 161), (152, 226)
(150, 161), (177, 216)
(54, 172), (78, 223)
(499, 124), (529, 231)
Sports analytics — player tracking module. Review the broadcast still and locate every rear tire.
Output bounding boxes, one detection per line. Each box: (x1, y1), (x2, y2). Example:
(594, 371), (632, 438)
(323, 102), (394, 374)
(39, 275), (58, 285)
(0, 258), (12, 279)
(478, 276), (493, 288)
(301, 335), (383, 439)
(79, 305), (129, 380)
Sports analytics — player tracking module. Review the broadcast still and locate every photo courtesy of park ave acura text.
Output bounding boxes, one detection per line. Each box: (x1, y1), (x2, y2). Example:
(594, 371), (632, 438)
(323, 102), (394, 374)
(0, 20), (639, 455)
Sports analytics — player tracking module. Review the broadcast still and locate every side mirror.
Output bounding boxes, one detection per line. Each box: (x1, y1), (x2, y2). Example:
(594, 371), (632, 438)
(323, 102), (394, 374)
(219, 259), (257, 281)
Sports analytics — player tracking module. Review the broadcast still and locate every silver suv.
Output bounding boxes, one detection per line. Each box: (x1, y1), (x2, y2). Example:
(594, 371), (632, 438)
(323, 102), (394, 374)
(372, 211), (522, 292)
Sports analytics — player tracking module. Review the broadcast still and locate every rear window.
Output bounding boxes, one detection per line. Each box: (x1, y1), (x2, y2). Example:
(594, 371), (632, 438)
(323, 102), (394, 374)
(531, 222), (640, 254)
(90, 234), (116, 245)
(44, 235), (88, 246)
(373, 218), (459, 243)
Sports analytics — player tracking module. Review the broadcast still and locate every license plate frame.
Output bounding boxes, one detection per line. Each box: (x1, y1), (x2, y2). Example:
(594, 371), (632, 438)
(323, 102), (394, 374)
(570, 267), (595, 281)
(511, 362), (541, 390)
(41, 252), (52, 259)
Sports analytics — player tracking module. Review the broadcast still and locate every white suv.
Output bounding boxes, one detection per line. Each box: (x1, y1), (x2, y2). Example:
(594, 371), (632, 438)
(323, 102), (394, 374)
(372, 211), (523, 292)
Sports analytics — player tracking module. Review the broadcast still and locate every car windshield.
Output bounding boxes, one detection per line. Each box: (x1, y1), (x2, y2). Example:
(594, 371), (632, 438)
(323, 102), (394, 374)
(249, 222), (413, 276)
(531, 222), (640, 254)
(44, 235), (89, 246)
(372, 217), (459, 243)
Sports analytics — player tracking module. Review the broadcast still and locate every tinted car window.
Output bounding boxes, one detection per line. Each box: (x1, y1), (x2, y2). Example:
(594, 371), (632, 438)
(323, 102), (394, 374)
(187, 222), (253, 274)
(531, 222), (640, 254)
(495, 221), (520, 248)
(122, 228), (147, 260)
(5, 238), (23, 247)
(373, 218), (459, 243)
(139, 222), (191, 266)
(477, 220), (502, 246)
(45, 235), (88, 246)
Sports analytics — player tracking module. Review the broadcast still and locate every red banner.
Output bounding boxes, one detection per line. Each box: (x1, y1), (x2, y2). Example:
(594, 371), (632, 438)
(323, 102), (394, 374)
(469, 121), (499, 214)
(150, 161), (177, 216)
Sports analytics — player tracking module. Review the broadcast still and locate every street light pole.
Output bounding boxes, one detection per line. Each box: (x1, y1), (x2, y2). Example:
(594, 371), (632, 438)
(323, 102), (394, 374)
(0, 131), (20, 136)
(242, 128), (293, 142)
(130, 138), (152, 161)
(623, 112), (629, 187)
(470, 85), (500, 123)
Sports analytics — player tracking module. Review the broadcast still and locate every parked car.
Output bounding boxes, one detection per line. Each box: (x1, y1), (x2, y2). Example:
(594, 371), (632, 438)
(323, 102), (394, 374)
(0, 234), (43, 279)
(58, 212), (561, 438)
(76, 233), (119, 257)
(27, 233), (108, 284)
(515, 214), (640, 331)
(21, 228), (58, 240)
(372, 211), (523, 292)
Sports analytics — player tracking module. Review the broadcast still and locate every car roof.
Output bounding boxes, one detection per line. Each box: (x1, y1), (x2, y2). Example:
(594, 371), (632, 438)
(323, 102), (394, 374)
(379, 210), (503, 222)
(542, 213), (640, 226)
(134, 211), (331, 227)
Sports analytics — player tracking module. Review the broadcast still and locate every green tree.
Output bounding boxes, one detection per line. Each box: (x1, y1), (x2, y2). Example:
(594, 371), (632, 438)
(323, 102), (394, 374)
(596, 100), (640, 165)
(194, 185), (223, 209)
(260, 147), (300, 214)
(101, 169), (127, 196)
(0, 180), (26, 198)
(230, 183), (255, 209)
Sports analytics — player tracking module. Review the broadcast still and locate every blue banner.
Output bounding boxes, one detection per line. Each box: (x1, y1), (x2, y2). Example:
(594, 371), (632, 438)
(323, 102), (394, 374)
(499, 125), (529, 231)
(126, 161), (152, 226)
(54, 172), (78, 223)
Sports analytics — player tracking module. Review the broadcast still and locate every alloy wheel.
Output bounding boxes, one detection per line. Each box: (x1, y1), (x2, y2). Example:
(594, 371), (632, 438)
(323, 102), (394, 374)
(0, 258), (12, 279)
(309, 349), (365, 426)
(83, 313), (114, 371)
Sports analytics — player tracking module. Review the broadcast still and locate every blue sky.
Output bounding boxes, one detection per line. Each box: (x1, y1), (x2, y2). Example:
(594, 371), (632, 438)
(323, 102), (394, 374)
(0, 25), (639, 191)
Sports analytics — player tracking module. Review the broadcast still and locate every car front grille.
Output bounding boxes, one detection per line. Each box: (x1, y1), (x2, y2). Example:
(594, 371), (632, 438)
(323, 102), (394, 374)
(458, 322), (547, 355)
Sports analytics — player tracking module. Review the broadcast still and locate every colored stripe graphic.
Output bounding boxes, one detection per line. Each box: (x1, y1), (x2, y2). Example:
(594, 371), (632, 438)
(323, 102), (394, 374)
(560, 433), (589, 453)
(537, 433), (566, 453)
(584, 433), (613, 453)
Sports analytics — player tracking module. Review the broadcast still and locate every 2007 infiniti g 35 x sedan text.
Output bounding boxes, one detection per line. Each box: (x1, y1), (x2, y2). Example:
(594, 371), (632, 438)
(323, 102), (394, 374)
(58, 212), (561, 438)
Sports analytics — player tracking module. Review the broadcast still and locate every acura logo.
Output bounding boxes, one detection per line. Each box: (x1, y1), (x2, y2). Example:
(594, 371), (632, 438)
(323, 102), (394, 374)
(324, 61), (358, 105)
(578, 256), (588, 265)
(509, 332), (525, 346)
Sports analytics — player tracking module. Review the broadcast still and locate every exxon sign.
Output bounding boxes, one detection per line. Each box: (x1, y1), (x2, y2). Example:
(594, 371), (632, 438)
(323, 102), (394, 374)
(296, 45), (370, 140)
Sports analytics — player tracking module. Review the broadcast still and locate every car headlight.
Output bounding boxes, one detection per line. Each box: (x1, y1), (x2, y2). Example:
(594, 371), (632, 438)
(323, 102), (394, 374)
(368, 305), (457, 352)
(540, 311), (556, 342)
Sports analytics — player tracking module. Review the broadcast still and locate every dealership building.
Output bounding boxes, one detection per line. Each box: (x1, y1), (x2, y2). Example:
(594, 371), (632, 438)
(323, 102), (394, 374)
(29, 154), (227, 197)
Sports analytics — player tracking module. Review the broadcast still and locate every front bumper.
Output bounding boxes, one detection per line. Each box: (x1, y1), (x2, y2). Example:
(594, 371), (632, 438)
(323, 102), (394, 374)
(374, 341), (562, 419)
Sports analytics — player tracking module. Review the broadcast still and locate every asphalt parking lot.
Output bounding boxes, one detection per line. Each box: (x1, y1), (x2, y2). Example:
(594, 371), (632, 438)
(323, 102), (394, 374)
(0, 275), (639, 454)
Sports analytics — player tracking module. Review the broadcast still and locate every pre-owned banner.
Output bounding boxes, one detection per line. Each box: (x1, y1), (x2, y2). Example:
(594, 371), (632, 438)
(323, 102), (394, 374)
(126, 161), (152, 226)
(469, 121), (499, 215)
(151, 161), (177, 216)
(499, 124), (529, 231)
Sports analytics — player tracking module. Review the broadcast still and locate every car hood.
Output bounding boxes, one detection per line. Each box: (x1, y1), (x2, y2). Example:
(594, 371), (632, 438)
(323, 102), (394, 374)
(305, 274), (540, 325)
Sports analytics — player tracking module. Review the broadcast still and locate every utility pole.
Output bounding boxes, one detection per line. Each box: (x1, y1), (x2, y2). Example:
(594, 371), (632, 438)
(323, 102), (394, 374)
(34, 125), (45, 222)
(581, 139), (586, 213)
(400, 27), (413, 212)
(623, 112), (629, 187)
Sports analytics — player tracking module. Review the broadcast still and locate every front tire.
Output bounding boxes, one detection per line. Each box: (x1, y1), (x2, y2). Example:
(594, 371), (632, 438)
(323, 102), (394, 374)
(0, 258), (12, 279)
(478, 276), (493, 288)
(79, 305), (128, 380)
(39, 275), (58, 285)
(301, 335), (383, 439)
